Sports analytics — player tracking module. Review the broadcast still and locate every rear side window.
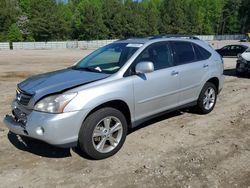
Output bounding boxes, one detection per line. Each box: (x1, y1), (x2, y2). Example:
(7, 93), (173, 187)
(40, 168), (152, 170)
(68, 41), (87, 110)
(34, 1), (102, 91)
(193, 44), (211, 61)
(171, 41), (195, 65)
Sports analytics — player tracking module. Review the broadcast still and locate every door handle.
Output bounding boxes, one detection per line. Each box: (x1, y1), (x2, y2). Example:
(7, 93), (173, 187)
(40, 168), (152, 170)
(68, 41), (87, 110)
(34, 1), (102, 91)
(171, 71), (179, 76)
(203, 64), (209, 68)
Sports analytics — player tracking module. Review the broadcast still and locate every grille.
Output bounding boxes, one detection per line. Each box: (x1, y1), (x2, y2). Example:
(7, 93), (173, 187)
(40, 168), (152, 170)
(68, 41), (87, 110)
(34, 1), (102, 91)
(16, 89), (32, 106)
(12, 108), (27, 126)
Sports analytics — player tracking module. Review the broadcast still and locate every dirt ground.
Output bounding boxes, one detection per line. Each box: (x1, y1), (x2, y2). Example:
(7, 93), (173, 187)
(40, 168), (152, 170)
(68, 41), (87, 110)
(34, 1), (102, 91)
(0, 46), (250, 188)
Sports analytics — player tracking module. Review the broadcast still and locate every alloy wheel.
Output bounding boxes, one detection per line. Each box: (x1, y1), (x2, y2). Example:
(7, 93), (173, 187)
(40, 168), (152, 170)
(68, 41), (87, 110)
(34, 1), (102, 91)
(92, 116), (123, 153)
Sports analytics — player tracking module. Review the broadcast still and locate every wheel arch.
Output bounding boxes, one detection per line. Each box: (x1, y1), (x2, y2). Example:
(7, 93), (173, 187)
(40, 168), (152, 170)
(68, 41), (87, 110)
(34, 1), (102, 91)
(84, 100), (132, 129)
(206, 77), (219, 93)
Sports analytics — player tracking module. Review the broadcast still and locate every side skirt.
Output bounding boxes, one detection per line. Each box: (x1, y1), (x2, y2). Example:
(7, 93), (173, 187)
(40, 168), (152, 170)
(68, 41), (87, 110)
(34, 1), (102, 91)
(131, 101), (197, 128)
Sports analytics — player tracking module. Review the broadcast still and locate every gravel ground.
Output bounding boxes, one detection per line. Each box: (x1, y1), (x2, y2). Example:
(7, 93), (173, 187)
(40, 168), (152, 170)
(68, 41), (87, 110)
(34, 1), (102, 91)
(0, 45), (250, 188)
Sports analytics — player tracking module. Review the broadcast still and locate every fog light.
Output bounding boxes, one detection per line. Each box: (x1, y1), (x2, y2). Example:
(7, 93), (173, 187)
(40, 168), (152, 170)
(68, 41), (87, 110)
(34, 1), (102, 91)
(36, 127), (44, 135)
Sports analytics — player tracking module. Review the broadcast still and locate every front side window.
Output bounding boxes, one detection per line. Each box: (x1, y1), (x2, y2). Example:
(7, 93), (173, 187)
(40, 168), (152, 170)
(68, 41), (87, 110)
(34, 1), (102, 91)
(135, 42), (173, 71)
(74, 43), (140, 74)
(222, 46), (230, 50)
(171, 41), (196, 65)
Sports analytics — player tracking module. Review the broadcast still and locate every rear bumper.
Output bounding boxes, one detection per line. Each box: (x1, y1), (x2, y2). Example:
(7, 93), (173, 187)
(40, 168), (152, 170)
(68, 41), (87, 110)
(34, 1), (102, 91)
(4, 101), (89, 147)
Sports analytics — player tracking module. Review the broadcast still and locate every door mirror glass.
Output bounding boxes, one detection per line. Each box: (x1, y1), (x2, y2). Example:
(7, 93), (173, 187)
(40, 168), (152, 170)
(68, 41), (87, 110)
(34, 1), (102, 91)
(135, 61), (154, 74)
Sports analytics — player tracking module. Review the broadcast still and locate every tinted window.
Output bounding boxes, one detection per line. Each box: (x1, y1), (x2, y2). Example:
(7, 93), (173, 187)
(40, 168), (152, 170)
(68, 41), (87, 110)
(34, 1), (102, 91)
(171, 41), (195, 65)
(193, 44), (211, 61)
(231, 45), (240, 50)
(222, 46), (230, 50)
(136, 42), (173, 70)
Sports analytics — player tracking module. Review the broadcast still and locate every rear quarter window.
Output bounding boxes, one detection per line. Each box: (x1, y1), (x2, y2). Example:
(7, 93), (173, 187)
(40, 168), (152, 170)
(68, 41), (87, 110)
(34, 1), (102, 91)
(193, 44), (211, 61)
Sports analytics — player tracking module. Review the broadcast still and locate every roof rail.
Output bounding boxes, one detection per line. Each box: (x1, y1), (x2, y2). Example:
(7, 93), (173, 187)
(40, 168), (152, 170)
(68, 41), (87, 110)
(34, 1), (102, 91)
(149, 34), (200, 40)
(117, 37), (145, 41)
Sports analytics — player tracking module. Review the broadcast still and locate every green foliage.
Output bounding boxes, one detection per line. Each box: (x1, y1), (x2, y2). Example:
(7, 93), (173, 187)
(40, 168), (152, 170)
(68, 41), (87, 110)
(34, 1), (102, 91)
(102, 0), (124, 38)
(160, 0), (188, 34)
(72, 0), (108, 40)
(0, 0), (249, 41)
(240, 0), (250, 33)
(7, 23), (23, 42)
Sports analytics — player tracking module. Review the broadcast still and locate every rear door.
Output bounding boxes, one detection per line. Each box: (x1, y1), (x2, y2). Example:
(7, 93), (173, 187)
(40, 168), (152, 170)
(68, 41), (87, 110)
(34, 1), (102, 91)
(170, 41), (211, 105)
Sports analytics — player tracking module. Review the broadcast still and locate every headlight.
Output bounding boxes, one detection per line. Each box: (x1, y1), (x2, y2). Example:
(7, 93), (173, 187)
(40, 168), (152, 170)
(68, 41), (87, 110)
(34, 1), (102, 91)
(34, 93), (77, 113)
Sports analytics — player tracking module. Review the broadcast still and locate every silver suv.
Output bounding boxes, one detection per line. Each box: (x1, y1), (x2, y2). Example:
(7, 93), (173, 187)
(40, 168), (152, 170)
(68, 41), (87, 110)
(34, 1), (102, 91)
(4, 36), (224, 159)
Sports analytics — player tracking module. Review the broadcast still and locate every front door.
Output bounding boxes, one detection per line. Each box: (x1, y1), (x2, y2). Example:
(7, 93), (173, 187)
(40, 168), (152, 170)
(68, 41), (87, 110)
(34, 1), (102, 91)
(132, 42), (180, 121)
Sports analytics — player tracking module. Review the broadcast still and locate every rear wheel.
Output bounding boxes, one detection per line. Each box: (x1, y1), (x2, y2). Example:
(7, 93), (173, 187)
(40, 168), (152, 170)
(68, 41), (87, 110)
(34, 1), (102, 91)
(196, 82), (217, 114)
(78, 107), (127, 160)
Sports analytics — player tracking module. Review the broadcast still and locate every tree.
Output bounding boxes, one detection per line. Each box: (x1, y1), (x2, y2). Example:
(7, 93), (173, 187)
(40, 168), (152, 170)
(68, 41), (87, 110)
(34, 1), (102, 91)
(159, 0), (188, 34)
(29, 0), (70, 41)
(7, 23), (23, 42)
(102, 0), (124, 38)
(121, 0), (148, 37)
(239, 0), (250, 33)
(72, 0), (108, 40)
(0, 0), (20, 41)
(142, 0), (160, 35)
(219, 0), (241, 34)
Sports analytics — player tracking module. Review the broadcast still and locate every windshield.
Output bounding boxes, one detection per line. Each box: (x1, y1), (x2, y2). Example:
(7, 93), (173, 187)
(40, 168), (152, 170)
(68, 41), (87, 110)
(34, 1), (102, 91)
(245, 48), (250, 52)
(74, 43), (141, 74)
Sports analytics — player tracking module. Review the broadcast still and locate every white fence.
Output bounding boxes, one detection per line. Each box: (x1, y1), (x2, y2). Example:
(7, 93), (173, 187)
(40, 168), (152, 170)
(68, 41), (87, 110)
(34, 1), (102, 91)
(197, 34), (245, 41)
(13, 41), (70, 50)
(12, 40), (117, 50)
(78, 40), (117, 49)
(0, 42), (10, 50)
(0, 35), (247, 50)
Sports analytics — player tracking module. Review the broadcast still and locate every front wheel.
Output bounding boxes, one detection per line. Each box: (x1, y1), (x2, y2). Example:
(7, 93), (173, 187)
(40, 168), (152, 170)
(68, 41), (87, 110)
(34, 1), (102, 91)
(236, 63), (243, 76)
(196, 82), (217, 114)
(78, 107), (127, 160)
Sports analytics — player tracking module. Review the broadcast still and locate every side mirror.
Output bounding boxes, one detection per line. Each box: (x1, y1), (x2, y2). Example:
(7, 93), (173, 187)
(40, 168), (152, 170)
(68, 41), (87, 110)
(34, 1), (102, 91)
(135, 61), (154, 74)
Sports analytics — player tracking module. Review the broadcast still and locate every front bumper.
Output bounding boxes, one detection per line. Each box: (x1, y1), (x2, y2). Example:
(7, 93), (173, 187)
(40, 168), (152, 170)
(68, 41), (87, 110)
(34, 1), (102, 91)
(237, 60), (250, 73)
(4, 101), (88, 147)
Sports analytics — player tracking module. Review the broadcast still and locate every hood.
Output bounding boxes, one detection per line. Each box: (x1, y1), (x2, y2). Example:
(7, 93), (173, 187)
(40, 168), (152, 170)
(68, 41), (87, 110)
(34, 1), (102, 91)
(241, 52), (250, 61)
(18, 68), (110, 101)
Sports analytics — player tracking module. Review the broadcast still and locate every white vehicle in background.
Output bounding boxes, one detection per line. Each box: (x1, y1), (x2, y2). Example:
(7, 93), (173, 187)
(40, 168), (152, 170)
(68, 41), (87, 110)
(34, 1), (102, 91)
(236, 48), (250, 75)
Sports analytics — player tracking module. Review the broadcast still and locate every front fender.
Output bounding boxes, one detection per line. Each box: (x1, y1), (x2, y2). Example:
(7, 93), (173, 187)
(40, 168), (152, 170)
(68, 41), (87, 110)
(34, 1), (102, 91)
(64, 77), (134, 118)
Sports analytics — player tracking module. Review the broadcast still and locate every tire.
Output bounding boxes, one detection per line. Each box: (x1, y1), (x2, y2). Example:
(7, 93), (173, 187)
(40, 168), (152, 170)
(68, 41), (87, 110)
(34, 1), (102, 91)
(196, 82), (217, 114)
(78, 107), (127, 160)
(236, 63), (242, 76)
